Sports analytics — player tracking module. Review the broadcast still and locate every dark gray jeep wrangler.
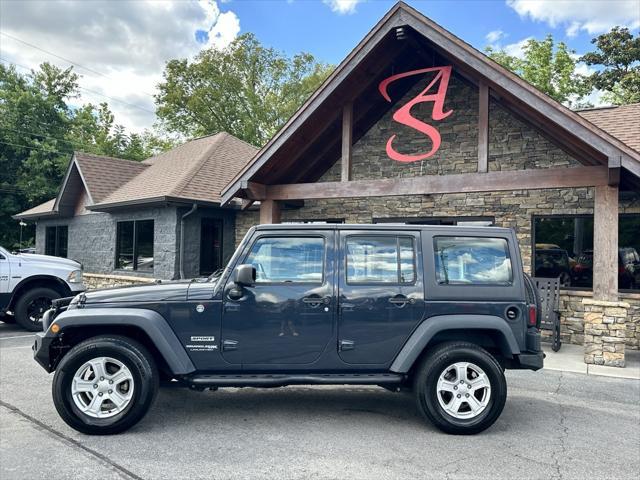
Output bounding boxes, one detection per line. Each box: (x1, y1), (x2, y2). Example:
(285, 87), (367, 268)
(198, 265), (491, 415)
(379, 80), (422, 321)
(34, 224), (543, 435)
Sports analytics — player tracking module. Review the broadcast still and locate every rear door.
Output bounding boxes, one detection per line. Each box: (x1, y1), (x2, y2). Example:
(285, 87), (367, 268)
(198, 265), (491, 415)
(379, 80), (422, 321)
(337, 231), (424, 364)
(221, 230), (335, 366)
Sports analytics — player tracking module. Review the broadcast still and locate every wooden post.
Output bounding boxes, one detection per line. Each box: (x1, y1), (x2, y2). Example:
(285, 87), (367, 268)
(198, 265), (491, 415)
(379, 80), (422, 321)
(593, 184), (618, 301)
(341, 102), (353, 182)
(259, 199), (281, 224)
(478, 82), (488, 173)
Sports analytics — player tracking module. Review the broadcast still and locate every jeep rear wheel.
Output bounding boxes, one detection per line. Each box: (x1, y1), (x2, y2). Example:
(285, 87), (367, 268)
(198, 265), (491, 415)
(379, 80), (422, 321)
(413, 342), (507, 435)
(14, 287), (59, 331)
(53, 335), (158, 435)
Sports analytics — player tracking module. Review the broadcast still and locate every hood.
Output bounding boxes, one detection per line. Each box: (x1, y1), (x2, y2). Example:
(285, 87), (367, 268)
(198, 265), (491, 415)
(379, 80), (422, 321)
(80, 280), (194, 304)
(15, 253), (81, 269)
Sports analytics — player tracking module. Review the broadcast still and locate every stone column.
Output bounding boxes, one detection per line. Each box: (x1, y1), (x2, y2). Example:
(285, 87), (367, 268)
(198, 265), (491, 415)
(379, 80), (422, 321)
(582, 299), (629, 367)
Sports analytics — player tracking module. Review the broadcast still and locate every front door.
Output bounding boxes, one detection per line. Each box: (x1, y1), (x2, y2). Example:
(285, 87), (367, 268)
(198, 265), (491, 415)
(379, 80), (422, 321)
(221, 231), (335, 367)
(0, 250), (10, 309)
(338, 231), (425, 364)
(200, 218), (223, 276)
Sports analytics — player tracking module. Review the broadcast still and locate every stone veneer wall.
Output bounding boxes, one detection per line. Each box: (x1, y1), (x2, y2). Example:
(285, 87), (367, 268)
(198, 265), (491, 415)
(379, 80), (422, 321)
(551, 291), (640, 350)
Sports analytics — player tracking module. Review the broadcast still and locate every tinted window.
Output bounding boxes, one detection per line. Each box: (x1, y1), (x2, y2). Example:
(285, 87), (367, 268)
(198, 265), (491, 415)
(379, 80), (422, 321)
(246, 237), (324, 283)
(45, 225), (68, 258)
(116, 220), (154, 271)
(346, 236), (416, 284)
(434, 236), (512, 285)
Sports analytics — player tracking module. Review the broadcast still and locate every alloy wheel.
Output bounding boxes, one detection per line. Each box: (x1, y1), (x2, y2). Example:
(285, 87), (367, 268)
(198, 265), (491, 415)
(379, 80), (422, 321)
(436, 362), (491, 420)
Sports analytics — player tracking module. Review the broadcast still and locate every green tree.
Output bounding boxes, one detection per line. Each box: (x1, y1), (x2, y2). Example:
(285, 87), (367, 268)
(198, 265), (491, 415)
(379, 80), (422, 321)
(581, 27), (640, 105)
(0, 62), (172, 249)
(156, 33), (333, 146)
(486, 35), (591, 107)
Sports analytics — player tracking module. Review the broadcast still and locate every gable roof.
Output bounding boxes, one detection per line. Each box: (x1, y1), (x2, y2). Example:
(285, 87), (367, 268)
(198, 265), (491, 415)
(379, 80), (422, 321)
(15, 132), (257, 219)
(74, 152), (150, 204)
(577, 104), (640, 154)
(220, 1), (640, 204)
(90, 132), (257, 210)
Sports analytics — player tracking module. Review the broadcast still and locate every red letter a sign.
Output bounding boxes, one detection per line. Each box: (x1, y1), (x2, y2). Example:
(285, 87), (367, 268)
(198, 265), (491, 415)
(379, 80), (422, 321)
(378, 66), (453, 163)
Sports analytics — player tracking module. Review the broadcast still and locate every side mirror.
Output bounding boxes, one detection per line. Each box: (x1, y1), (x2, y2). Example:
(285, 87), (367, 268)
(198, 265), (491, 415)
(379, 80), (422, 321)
(234, 264), (256, 287)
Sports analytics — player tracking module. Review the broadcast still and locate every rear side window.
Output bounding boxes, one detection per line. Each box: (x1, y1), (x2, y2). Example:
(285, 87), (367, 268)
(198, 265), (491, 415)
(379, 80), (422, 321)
(434, 236), (512, 285)
(246, 236), (324, 283)
(346, 236), (416, 284)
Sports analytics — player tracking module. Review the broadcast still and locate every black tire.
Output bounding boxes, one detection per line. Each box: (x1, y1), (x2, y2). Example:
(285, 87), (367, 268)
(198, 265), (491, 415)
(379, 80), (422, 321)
(14, 287), (60, 331)
(53, 335), (159, 435)
(413, 342), (507, 435)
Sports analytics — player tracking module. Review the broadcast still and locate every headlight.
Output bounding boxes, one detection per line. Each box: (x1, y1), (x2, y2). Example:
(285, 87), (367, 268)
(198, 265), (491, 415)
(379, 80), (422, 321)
(67, 269), (83, 283)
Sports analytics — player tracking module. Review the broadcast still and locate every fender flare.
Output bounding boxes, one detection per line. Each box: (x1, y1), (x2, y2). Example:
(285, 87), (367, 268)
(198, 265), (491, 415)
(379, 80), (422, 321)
(50, 308), (195, 375)
(390, 315), (521, 373)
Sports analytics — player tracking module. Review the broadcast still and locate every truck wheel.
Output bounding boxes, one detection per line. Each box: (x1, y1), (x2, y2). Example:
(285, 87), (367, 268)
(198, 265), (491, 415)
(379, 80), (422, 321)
(52, 335), (159, 435)
(413, 342), (506, 435)
(14, 287), (59, 331)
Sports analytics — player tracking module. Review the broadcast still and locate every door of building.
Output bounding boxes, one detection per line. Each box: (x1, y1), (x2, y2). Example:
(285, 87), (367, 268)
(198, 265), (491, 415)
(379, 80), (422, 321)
(200, 218), (223, 276)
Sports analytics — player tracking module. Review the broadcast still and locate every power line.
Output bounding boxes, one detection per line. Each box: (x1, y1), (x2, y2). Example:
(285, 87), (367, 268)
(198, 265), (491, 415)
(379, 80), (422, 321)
(0, 57), (157, 115)
(0, 32), (156, 98)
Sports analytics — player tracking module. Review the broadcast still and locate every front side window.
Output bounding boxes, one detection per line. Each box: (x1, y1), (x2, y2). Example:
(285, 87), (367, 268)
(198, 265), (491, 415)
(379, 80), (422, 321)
(246, 237), (324, 283)
(116, 220), (154, 271)
(434, 236), (512, 285)
(45, 226), (68, 258)
(346, 236), (416, 284)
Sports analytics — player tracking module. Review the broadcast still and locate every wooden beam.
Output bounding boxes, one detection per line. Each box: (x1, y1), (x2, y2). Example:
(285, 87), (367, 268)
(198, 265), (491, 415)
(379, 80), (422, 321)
(341, 102), (354, 182)
(241, 181), (266, 200)
(608, 156), (621, 186)
(478, 82), (489, 173)
(265, 166), (609, 201)
(241, 199), (255, 210)
(259, 199), (281, 224)
(593, 184), (619, 301)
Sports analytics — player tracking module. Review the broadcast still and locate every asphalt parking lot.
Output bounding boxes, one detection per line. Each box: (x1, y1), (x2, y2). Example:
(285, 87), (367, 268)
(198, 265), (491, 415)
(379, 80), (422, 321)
(1, 321), (639, 480)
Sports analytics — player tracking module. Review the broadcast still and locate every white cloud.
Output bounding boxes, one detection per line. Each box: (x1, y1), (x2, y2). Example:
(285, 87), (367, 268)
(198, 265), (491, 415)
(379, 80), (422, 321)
(504, 37), (533, 59)
(485, 30), (507, 44)
(323, 0), (363, 15)
(0, 0), (241, 133)
(507, 0), (640, 36)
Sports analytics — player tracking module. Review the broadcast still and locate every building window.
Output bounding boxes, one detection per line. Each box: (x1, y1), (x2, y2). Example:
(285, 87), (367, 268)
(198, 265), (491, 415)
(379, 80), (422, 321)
(533, 214), (640, 292)
(346, 236), (416, 284)
(245, 236), (324, 283)
(374, 216), (494, 226)
(116, 220), (154, 271)
(434, 236), (512, 285)
(45, 226), (68, 258)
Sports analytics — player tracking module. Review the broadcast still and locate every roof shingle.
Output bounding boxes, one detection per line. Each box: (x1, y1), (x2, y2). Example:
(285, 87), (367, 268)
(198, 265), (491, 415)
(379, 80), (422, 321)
(577, 103), (640, 154)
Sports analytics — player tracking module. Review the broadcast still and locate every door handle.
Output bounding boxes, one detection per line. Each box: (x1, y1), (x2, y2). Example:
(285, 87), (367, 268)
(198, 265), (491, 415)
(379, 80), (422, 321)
(222, 340), (238, 351)
(339, 340), (355, 351)
(302, 296), (330, 306)
(388, 296), (413, 306)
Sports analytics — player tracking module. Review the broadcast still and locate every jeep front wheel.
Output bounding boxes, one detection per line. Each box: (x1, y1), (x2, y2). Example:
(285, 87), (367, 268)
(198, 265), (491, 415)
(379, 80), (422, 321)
(14, 287), (59, 331)
(52, 335), (158, 435)
(413, 342), (507, 435)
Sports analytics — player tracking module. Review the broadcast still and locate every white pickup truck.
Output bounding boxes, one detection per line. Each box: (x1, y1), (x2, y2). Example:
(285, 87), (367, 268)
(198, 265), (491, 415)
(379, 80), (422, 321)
(0, 246), (86, 331)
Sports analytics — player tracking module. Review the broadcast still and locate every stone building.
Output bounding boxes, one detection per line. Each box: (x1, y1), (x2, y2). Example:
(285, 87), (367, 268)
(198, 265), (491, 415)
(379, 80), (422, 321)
(15, 132), (257, 280)
(14, 2), (640, 366)
(222, 3), (640, 366)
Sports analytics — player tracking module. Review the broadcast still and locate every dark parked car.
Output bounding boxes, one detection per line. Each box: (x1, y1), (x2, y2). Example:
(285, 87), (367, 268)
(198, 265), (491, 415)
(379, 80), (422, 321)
(572, 248), (640, 289)
(534, 246), (572, 287)
(34, 224), (543, 436)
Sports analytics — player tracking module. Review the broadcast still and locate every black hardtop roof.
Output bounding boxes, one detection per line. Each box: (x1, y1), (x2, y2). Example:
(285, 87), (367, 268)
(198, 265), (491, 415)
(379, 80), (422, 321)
(255, 223), (513, 234)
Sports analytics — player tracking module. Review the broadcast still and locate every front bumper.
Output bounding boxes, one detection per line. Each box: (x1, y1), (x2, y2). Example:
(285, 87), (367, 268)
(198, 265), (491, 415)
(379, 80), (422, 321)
(32, 332), (54, 372)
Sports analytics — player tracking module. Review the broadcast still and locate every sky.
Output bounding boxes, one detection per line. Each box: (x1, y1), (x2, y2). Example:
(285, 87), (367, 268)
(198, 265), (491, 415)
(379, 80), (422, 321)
(1, 0), (638, 134)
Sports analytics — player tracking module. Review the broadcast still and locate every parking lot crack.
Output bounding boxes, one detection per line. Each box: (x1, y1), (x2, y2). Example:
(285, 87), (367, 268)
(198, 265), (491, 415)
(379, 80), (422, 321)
(550, 372), (569, 480)
(0, 400), (145, 480)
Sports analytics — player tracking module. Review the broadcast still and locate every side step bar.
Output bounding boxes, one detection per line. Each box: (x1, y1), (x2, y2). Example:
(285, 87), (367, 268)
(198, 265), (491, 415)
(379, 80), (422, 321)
(185, 373), (405, 388)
